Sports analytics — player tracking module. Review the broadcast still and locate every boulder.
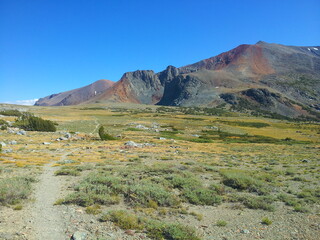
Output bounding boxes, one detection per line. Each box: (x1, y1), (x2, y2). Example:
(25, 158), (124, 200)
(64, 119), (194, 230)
(124, 141), (140, 147)
(3, 149), (13, 153)
(70, 231), (87, 240)
(17, 130), (26, 135)
(65, 133), (72, 139)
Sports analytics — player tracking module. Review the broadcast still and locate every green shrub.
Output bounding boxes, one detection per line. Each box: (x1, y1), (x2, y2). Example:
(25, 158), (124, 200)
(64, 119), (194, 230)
(167, 173), (201, 190)
(127, 181), (179, 207)
(293, 204), (310, 213)
(62, 173), (125, 206)
(216, 220), (227, 227)
(0, 119), (9, 130)
(0, 176), (35, 205)
(218, 121), (270, 128)
(62, 192), (120, 207)
(297, 188), (319, 203)
(0, 109), (23, 117)
(278, 193), (299, 206)
(261, 217), (272, 225)
(183, 187), (222, 205)
(100, 210), (143, 230)
(55, 167), (81, 176)
(98, 126), (116, 140)
(162, 223), (200, 240)
(167, 173), (222, 205)
(233, 194), (275, 211)
(14, 114), (56, 132)
(85, 204), (102, 215)
(13, 204), (23, 210)
(146, 220), (200, 240)
(221, 170), (268, 194)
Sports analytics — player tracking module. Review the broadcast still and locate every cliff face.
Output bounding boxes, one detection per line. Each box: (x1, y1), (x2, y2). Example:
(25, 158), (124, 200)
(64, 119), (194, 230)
(36, 42), (320, 119)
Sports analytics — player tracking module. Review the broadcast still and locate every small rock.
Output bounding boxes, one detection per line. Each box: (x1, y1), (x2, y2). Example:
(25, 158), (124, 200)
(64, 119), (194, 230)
(302, 159), (309, 163)
(241, 229), (250, 234)
(135, 124), (149, 130)
(0, 142), (6, 147)
(7, 128), (15, 134)
(59, 137), (68, 141)
(159, 137), (166, 140)
(71, 231), (87, 240)
(43, 142), (51, 145)
(143, 143), (155, 147)
(192, 134), (200, 137)
(16, 130), (26, 135)
(106, 233), (115, 237)
(124, 141), (140, 147)
(3, 148), (13, 153)
(9, 140), (17, 145)
(125, 230), (135, 236)
(65, 133), (72, 139)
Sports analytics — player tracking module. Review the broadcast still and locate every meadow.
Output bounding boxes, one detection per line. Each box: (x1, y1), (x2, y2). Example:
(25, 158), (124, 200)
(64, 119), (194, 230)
(0, 103), (319, 240)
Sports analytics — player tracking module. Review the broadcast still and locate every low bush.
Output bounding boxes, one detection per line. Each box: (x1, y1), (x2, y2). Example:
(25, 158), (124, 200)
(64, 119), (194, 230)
(278, 193), (300, 206)
(221, 170), (268, 194)
(167, 173), (202, 190)
(98, 126), (116, 140)
(14, 114), (56, 132)
(127, 181), (179, 207)
(183, 187), (222, 205)
(261, 217), (272, 225)
(293, 204), (310, 213)
(0, 109), (23, 117)
(100, 210), (200, 240)
(100, 210), (143, 230)
(145, 219), (200, 240)
(55, 166), (81, 176)
(62, 192), (120, 207)
(216, 220), (228, 227)
(296, 188), (320, 203)
(0, 176), (35, 205)
(85, 204), (102, 215)
(233, 194), (275, 211)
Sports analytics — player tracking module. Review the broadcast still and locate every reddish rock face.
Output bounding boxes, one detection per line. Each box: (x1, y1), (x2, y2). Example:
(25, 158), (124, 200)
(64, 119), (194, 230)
(180, 43), (274, 78)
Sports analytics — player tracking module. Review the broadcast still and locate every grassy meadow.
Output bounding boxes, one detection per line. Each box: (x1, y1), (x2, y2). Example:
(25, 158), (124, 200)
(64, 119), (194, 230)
(0, 103), (319, 239)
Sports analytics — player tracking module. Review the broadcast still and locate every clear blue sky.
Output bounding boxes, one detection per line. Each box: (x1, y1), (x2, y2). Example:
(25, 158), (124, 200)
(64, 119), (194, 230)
(1, 0), (319, 104)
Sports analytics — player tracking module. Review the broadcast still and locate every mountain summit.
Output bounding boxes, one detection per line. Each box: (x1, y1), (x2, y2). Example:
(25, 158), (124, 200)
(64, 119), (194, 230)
(35, 42), (320, 119)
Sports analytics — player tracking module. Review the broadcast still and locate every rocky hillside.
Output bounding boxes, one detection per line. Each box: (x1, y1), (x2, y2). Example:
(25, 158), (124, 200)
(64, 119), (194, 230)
(36, 42), (320, 119)
(35, 80), (114, 106)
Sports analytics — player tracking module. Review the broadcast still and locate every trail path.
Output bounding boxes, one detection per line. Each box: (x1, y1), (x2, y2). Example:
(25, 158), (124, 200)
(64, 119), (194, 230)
(26, 148), (81, 239)
(29, 163), (66, 239)
(91, 117), (99, 135)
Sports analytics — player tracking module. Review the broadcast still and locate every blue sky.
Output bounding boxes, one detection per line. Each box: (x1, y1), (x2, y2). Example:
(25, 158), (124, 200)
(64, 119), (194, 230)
(1, 0), (319, 104)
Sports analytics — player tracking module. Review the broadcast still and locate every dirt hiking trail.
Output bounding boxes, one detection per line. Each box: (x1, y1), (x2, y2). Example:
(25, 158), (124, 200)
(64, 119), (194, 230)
(29, 163), (67, 239)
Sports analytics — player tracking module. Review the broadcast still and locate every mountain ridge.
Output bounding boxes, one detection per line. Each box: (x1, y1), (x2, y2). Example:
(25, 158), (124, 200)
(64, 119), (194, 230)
(35, 42), (320, 119)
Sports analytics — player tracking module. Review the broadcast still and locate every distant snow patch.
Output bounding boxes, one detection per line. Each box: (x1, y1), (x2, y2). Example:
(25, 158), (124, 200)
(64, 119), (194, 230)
(308, 48), (311, 51)
(4, 99), (39, 105)
(314, 48), (318, 50)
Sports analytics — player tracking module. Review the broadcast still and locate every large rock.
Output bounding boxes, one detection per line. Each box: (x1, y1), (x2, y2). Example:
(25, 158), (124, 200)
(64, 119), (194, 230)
(70, 231), (87, 240)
